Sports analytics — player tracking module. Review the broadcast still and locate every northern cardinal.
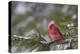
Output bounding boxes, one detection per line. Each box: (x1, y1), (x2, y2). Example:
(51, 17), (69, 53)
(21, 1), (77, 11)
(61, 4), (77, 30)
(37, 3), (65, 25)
(48, 16), (64, 42)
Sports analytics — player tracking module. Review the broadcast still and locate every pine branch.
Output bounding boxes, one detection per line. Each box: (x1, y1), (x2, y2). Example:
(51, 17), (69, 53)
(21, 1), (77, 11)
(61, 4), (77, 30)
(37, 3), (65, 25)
(12, 35), (33, 39)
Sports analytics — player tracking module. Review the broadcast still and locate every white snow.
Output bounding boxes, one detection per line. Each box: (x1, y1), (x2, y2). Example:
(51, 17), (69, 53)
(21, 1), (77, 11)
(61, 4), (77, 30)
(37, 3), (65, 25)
(24, 29), (36, 36)
(13, 35), (32, 39)
(67, 23), (74, 28)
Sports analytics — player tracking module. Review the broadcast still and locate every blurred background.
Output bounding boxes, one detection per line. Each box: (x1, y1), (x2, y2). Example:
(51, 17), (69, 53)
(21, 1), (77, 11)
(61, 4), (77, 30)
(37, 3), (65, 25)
(10, 1), (78, 53)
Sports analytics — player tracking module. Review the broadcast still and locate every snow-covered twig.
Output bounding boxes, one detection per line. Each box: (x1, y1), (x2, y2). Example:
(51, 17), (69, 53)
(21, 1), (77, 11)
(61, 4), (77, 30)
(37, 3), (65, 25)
(13, 35), (32, 39)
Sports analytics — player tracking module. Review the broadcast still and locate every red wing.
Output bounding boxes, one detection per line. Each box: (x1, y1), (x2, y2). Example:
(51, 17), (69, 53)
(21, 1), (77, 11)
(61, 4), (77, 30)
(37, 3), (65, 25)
(54, 26), (64, 39)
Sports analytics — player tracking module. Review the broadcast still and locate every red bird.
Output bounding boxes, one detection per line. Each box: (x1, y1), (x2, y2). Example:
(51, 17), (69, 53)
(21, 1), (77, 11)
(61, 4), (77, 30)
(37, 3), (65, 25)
(48, 16), (64, 42)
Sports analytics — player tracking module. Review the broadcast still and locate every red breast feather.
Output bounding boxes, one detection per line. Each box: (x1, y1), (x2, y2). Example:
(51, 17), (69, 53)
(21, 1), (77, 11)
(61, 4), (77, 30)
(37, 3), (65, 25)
(49, 24), (64, 41)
